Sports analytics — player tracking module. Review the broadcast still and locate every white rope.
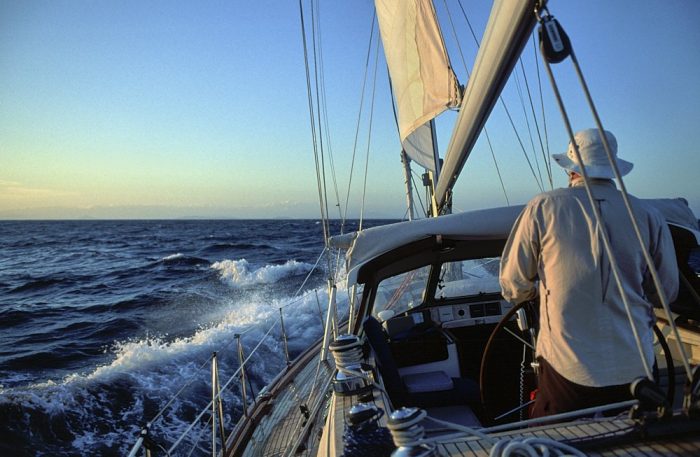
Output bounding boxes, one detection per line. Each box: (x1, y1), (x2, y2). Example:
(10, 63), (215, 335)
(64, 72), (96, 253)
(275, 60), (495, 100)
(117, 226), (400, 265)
(540, 34), (654, 384)
(482, 399), (638, 434)
(568, 51), (694, 383)
(387, 408), (428, 447)
(426, 415), (494, 444)
(537, 7), (693, 383)
(489, 437), (587, 457)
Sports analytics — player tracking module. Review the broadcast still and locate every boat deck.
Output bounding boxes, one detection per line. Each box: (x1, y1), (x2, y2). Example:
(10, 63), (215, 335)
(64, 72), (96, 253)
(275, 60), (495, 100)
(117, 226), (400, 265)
(319, 376), (700, 457)
(230, 345), (334, 457)
(437, 416), (700, 456)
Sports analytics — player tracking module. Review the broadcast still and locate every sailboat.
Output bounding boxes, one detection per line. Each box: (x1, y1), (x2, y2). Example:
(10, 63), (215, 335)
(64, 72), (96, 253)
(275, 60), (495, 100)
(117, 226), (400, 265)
(127, 1), (700, 456)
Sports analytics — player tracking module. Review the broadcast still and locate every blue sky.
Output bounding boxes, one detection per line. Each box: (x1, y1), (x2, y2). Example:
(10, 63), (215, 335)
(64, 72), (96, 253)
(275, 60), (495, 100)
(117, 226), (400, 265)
(1, 1), (699, 219)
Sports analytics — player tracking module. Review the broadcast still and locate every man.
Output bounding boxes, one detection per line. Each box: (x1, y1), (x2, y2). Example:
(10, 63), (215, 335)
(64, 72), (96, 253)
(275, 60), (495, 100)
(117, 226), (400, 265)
(499, 128), (679, 418)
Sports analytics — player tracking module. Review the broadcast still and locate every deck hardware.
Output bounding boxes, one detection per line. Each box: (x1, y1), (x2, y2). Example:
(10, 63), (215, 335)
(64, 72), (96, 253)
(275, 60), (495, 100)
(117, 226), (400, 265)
(320, 281), (338, 361)
(630, 377), (671, 419)
(211, 352), (227, 456)
(683, 365), (700, 417)
(235, 334), (250, 418)
(535, 6), (571, 64)
(342, 404), (394, 457)
(330, 334), (372, 396)
(348, 403), (384, 430)
(279, 307), (291, 366)
(333, 370), (372, 396)
(386, 407), (440, 457)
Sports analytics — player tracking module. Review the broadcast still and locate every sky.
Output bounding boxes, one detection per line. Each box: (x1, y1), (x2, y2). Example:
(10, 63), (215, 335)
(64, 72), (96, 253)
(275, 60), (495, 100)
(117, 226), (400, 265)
(1, 0), (699, 219)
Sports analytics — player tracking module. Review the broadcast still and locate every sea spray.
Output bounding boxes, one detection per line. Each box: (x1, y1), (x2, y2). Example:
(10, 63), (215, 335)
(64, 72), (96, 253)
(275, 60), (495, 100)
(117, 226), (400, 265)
(0, 219), (381, 456)
(211, 258), (314, 288)
(0, 277), (345, 456)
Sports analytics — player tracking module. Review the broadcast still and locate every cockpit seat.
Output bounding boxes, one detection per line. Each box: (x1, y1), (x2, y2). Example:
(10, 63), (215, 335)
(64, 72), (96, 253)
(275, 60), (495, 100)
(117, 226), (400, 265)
(403, 371), (453, 393)
(363, 316), (479, 408)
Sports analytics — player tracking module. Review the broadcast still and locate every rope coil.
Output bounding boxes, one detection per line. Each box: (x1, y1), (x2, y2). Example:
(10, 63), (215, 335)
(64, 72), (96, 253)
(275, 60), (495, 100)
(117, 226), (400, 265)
(489, 437), (586, 457)
(386, 407), (429, 448)
(329, 334), (364, 373)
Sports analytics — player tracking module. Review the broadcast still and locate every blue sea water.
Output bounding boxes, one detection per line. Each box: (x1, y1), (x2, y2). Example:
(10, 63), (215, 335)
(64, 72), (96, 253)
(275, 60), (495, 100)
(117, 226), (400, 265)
(1, 219), (698, 456)
(0, 219), (391, 457)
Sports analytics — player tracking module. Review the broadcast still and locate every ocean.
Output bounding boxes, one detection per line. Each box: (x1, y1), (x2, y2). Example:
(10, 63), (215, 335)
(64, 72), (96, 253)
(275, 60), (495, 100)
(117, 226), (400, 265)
(0, 219), (392, 457)
(1, 219), (698, 456)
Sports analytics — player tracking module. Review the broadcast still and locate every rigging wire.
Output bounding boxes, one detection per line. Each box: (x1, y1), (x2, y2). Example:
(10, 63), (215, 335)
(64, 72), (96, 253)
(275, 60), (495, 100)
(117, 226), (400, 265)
(454, 0), (544, 193)
(410, 169), (427, 216)
(166, 320), (280, 455)
(442, 0), (509, 206)
(314, 0), (343, 221)
(533, 37), (552, 184)
(519, 57), (553, 188)
(513, 69), (545, 188)
(299, 0), (329, 249)
(309, 0), (332, 262)
(342, 12), (377, 230)
(283, 247), (327, 308)
(359, 35), (381, 231)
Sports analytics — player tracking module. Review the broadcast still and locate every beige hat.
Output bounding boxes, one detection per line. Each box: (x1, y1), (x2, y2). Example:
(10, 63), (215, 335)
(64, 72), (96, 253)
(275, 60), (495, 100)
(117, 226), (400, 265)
(552, 128), (633, 179)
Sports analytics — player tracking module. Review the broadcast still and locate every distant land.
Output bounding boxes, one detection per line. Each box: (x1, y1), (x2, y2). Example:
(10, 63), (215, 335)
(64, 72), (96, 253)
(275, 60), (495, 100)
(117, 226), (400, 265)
(0, 204), (399, 220)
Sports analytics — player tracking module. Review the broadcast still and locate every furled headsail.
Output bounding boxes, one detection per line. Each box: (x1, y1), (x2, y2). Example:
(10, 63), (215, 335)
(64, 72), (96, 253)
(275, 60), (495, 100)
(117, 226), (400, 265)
(375, 0), (461, 172)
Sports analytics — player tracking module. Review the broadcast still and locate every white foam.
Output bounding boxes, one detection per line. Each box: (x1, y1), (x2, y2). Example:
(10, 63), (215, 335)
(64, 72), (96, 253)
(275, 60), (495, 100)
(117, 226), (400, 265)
(0, 268), (347, 454)
(211, 259), (313, 287)
(0, 277), (350, 455)
(161, 253), (184, 261)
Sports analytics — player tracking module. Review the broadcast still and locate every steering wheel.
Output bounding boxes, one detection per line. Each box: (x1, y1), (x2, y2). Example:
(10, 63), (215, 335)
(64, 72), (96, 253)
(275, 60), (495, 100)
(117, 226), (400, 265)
(478, 300), (675, 424)
(478, 300), (538, 425)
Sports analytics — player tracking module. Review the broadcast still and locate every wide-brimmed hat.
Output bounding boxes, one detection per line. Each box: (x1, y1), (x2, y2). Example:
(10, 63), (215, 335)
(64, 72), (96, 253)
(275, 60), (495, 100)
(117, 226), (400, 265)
(552, 128), (633, 179)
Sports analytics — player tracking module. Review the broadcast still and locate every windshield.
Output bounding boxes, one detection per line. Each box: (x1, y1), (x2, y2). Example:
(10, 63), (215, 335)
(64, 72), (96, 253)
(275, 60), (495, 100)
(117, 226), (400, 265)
(435, 257), (501, 299)
(373, 265), (430, 317)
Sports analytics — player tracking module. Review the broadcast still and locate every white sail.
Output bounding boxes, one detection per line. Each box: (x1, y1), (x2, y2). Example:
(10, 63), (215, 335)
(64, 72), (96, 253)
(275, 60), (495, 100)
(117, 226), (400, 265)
(375, 0), (460, 172)
(402, 123), (436, 172)
(435, 0), (540, 207)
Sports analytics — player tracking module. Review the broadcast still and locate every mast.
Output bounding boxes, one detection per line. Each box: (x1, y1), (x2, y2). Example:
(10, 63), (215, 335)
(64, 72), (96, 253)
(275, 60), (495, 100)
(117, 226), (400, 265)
(429, 118), (441, 217)
(401, 150), (415, 220)
(434, 0), (543, 210)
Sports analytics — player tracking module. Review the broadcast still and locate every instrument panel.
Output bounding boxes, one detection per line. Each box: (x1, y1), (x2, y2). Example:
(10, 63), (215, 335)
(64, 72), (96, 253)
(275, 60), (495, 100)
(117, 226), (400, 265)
(429, 299), (513, 328)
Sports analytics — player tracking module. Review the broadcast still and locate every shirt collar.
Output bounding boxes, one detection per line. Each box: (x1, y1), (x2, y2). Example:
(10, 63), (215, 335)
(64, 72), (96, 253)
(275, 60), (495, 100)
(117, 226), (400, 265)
(571, 178), (616, 189)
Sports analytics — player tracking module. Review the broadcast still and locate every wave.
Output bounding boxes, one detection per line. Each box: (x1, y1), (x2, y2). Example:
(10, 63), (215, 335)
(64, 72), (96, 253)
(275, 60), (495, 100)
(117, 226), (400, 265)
(0, 284), (346, 456)
(199, 242), (275, 254)
(157, 254), (209, 266)
(10, 277), (67, 293)
(211, 259), (314, 288)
